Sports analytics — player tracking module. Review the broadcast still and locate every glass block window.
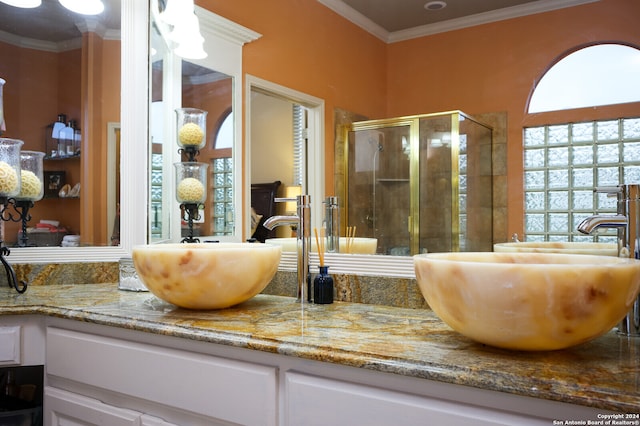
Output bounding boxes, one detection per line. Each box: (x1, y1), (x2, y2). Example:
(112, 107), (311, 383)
(210, 157), (234, 236)
(523, 117), (640, 242)
(458, 133), (467, 250)
(150, 152), (164, 241)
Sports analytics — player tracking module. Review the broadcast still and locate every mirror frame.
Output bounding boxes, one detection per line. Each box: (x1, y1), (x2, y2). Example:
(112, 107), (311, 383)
(9, 0), (148, 263)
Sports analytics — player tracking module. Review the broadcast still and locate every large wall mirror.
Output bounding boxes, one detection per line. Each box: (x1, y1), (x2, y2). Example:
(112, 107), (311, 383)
(149, 2), (259, 245)
(2, 1), (633, 282)
(0, 0), (148, 263)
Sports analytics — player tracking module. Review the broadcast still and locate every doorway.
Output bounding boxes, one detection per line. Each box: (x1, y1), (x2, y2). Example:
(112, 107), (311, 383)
(245, 75), (325, 238)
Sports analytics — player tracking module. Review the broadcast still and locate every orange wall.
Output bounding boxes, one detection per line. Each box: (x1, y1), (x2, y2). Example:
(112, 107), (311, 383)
(201, 0), (640, 239)
(0, 42), (82, 242)
(197, 0), (388, 184)
(386, 0), (640, 237)
(0, 34), (120, 245)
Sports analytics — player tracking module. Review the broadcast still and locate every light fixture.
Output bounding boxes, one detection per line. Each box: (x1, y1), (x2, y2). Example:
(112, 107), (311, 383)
(160, 0), (195, 27)
(0, 0), (41, 8)
(424, 1), (446, 11)
(170, 12), (207, 59)
(58, 0), (104, 15)
(174, 39), (207, 60)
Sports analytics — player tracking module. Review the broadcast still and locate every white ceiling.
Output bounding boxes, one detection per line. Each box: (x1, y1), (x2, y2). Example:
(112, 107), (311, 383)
(0, 0), (120, 49)
(317, 0), (600, 42)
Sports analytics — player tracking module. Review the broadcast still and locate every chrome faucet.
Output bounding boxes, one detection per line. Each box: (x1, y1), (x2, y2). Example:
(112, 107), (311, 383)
(577, 184), (640, 336)
(323, 196), (340, 253)
(263, 195), (311, 302)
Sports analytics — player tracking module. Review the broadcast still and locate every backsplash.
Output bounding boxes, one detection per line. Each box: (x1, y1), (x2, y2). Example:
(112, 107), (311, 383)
(3, 262), (428, 309)
(4, 262), (118, 288)
(264, 270), (428, 309)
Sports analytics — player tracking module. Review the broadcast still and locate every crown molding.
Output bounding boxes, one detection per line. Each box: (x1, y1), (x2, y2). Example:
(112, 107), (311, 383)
(318, 0), (600, 44)
(0, 29), (81, 52)
(195, 5), (262, 46)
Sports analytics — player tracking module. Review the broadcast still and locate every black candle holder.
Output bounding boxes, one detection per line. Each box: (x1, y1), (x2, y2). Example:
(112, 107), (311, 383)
(0, 197), (33, 293)
(175, 107), (208, 244)
(179, 145), (200, 162)
(180, 202), (202, 243)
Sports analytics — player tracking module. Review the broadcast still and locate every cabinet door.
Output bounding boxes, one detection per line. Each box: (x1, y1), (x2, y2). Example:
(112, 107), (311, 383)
(0, 325), (20, 365)
(45, 386), (141, 426)
(47, 327), (277, 426)
(285, 372), (550, 426)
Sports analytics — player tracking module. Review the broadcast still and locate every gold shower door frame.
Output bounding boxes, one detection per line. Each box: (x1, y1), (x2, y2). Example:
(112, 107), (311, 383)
(341, 111), (464, 255)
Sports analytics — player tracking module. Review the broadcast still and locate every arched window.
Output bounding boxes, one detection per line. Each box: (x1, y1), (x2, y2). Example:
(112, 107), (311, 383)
(528, 43), (640, 113)
(214, 111), (233, 149)
(523, 43), (640, 242)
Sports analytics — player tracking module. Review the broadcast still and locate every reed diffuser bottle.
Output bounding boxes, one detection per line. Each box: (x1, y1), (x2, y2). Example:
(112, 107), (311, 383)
(313, 227), (334, 304)
(313, 265), (334, 304)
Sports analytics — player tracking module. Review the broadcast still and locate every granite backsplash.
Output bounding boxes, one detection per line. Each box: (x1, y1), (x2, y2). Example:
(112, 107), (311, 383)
(3, 262), (428, 309)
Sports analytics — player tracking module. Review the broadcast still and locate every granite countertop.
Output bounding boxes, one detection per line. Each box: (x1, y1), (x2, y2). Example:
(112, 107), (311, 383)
(1, 283), (638, 412)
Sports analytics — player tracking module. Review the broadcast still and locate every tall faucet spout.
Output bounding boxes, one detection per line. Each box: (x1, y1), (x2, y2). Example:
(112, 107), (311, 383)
(577, 214), (627, 234)
(263, 215), (298, 230)
(262, 195), (312, 303)
(577, 184), (640, 337)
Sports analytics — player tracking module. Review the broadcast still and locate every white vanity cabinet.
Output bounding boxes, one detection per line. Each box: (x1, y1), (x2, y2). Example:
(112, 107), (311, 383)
(45, 326), (277, 425)
(0, 315), (615, 426)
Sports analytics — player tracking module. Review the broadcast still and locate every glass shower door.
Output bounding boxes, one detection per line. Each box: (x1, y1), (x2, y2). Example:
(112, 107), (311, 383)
(347, 121), (413, 255)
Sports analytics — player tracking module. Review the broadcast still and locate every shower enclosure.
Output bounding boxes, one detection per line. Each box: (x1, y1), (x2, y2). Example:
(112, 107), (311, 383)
(342, 111), (493, 255)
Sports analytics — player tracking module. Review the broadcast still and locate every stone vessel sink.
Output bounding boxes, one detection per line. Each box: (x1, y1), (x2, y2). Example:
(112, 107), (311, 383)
(132, 243), (281, 310)
(265, 237), (378, 254)
(414, 252), (640, 351)
(494, 241), (617, 256)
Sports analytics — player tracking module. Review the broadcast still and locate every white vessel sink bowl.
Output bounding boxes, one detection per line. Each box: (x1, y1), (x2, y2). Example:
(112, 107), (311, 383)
(265, 237), (377, 254)
(132, 243), (281, 310)
(414, 252), (640, 351)
(494, 241), (617, 256)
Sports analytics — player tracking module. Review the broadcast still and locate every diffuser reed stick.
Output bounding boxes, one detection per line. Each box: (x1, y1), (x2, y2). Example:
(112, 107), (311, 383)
(346, 226), (356, 253)
(314, 227), (326, 266)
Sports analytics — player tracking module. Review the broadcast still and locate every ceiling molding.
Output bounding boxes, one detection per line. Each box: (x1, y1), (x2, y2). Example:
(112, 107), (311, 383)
(318, 0), (601, 44)
(195, 5), (262, 46)
(316, 0), (388, 42)
(0, 29), (81, 52)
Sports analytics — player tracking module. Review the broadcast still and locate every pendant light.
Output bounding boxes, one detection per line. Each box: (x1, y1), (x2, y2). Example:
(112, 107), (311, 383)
(58, 0), (104, 15)
(172, 13), (207, 60)
(0, 0), (41, 7)
(160, 0), (194, 27)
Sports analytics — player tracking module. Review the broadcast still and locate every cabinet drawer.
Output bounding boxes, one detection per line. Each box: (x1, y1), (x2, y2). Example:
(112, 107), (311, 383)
(47, 327), (277, 426)
(285, 372), (550, 426)
(45, 386), (141, 426)
(0, 326), (21, 365)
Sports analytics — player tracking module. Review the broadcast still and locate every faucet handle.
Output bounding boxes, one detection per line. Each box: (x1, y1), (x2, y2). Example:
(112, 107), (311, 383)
(275, 197), (297, 203)
(594, 186), (621, 195)
(275, 194), (311, 207)
(594, 186), (622, 199)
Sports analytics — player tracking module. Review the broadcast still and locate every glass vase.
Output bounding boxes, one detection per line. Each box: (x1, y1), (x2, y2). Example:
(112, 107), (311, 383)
(313, 265), (334, 304)
(0, 138), (23, 198)
(17, 150), (45, 201)
(176, 108), (207, 150)
(174, 161), (208, 204)
(0, 78), (5, 134)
